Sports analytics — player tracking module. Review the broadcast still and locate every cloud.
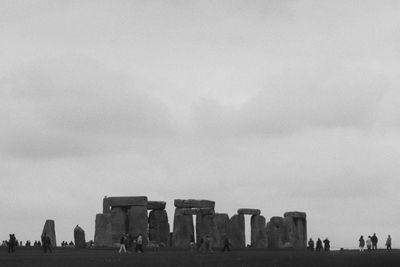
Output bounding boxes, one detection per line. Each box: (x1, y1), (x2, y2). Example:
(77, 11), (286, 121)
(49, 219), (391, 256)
(0, 55), (175, 159)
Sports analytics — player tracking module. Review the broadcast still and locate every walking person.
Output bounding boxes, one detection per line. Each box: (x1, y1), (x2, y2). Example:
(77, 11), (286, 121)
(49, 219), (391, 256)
(316, 238), (323, 252)
(308, 238), (314, 251)
(371, 233), (378, 250)
(366, 236), (372, 251)
(359, 235), (365, 251)
(135, 234), (144, 253)
(118, 234), (127, 253)
(222, 236), (231, 252)
(386, 235), (392, 250)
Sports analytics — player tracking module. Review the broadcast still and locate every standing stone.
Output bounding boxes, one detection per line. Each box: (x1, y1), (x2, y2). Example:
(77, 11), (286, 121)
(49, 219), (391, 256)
(110, 207), (128, 245)
(251, 215), (268, 248)
(228, 214), (245, 248)
(196, 213), (221, 248)
(283, 212), (307, 248)
(94, 213), (112, 247)
(149, 209), (170, 245)
(266, 216), (287, 248)
(147, 201), (166, 210)
(172, 208), (194, 247)
(128, 206), (148, 244)
(74, 225), (86, 248)
(214, 213), (229, 247)
(42, 219), (56, 247)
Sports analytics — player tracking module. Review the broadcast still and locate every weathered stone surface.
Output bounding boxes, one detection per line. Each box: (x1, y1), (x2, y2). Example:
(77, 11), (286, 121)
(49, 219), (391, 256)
(94, 213), (112, 247)
(182, 207), (215, 216)
(42, 220), (56, 247)
(74, 225), (86, 248)
(198, 208), (215, 215)
(103, 197), (111, 214)
(196, 213), (221, 248)
(228, 214), (245, 248)
(128, 206), (148, 244)
(174, 199), (215, 209)
(214, 213), (229, 244)
(266, 216), (287, 249)
(284, 211), (306, 219)
(284, 212), (307, 248)
(107, 196), (148, 207)
(110, 207), (128, 245)
(237, 208), (261, 215)
(172, 208), (194, 247)
(251, 215), (268, 248)
(147, 201), (166, 210)
(149, 209), (170, 246)
(182, 208), (199, 215)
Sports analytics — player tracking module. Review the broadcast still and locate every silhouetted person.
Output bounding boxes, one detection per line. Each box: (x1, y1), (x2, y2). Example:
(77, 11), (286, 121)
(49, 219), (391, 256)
(222, 236), (231, 252)
(366, 236), (372, 251)
(359, 235), (365, 251)
(308, 238), (314, 251)
(371, 233), (378, 250)
(316, 238), (323, 251)
(135, 234), (144, 253)
(323, 238), (330, 251)
(386, 235), (392, 250)
(8, 234), (16, 253)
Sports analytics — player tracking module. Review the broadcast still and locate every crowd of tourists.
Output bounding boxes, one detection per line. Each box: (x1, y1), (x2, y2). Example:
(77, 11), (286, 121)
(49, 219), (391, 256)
(358, 234), (392, 251)
(307, 237), (330, 251)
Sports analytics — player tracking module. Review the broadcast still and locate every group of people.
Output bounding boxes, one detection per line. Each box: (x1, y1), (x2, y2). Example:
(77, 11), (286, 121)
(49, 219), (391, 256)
(5, 234), (17, 253)
(118, 233), (144, 253)
(308, 238), (330, 251)
(60, 241), (75, 247)
(358, 234), (392, 251)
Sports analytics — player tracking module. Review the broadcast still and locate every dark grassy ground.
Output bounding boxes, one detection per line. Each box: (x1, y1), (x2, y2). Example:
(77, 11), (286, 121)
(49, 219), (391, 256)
(1, 247), (399, 267)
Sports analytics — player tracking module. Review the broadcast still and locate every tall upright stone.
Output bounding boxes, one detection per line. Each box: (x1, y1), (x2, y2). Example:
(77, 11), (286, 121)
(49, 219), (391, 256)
(214, 213), (229, 247)
(228, 214), (245, 248)
(172, 208), (194, 247)
(74, 225), (86, 248)
(149, 209), (170, 246)
(251, 215), (268, 248)
(110, 207), (128, 245)
(266, 216), (287, 248)
(128, 206), (148, 244)
(94, 213), (112, 247)
(196, 213), (221, 248)
(284, 211), (307, 248)
(42, 220), (57, 247)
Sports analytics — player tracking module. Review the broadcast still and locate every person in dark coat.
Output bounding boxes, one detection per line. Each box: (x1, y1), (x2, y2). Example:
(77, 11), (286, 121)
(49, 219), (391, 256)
(323, 238), (330, 251)
(371, 233), (378, 250)
(308, 238), (314, 251)
(316, 238), (323, 251)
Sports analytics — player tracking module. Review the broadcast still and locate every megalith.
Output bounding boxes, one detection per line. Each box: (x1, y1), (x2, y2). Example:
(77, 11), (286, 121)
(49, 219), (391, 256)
(251, 215), (268, 248)
(196, 212), (221, 248)
(110, 207), (128, 245)
(237, 208), (261, 216)
(149, 209), (170, 245)
(228, 214), (245, 248)
(74, 225), (86, 248)
(129, 205), (148, 243)
(214, 213), (229, 247)
(266, 216), (287, 248)
(172, 208), (194, 247)
(284, 211), (307, 248)
(94, 213), (112, 247)
(42, 219), (56, 247)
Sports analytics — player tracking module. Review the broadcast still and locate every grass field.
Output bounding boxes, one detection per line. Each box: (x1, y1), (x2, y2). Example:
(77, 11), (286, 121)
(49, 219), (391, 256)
(1, 247), (399, 267)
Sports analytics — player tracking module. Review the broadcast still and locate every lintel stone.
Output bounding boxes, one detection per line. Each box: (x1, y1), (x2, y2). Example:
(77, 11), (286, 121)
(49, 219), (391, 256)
(107, 196), (148, 207)
(237, 208), (261, 215)
(174, 199), (215, 209)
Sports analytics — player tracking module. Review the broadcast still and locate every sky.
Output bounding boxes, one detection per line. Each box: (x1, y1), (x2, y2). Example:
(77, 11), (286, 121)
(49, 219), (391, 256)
(1, 0), (400, 249)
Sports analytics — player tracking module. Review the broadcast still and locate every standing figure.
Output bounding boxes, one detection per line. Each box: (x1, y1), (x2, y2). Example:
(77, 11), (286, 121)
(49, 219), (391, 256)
(359, 235), (365, 251)
(8, 234), (16, 253)
(308, 238), (314, 251)
(323, 238), (330, 251)
(118, 234), (127, 253)
(366, 236), (372, 251)
(371, 233), (378, 250)
(135, 234), (144, 253)
(386, 235), (392, 250)
(222, 236), (231, 252)
(316, 238), (323, 251)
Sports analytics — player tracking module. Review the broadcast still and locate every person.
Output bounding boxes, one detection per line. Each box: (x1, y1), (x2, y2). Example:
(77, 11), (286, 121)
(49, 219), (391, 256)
(316, 238), (323, 252)
(8, 234), (16, 253)
(222, 236), (231, 252)
(323, 238), (330, 251)
(308, 238), (314, 251)
(386, 235), (392, 250)
(371, 233), (378, 250)
(366, 236), (372, 251)
(359, 235), (365, 251)
(118, 234), (127, 253)
(42, 233), (52, 253)
(135, 234), (144, 253)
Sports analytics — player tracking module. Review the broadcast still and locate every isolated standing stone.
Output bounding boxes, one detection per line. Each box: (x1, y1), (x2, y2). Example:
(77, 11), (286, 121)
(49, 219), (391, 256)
(129, 206), (148, 244)
(172, 208), (194, 247)
(110, 207), (128, 245)
(94, 213), (112, 247)
(74, 225), (86, 248)
(42, 219), (56, 247)
(228, 214), (245, 248)
(251, 215), (268, 248)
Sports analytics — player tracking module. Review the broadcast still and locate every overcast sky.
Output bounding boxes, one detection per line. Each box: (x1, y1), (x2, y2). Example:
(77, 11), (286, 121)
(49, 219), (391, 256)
(1, 0), (400, 249)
